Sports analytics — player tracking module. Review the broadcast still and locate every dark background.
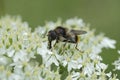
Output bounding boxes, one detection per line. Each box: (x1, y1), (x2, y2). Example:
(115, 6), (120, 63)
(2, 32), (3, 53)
(0, 0), (120, 78)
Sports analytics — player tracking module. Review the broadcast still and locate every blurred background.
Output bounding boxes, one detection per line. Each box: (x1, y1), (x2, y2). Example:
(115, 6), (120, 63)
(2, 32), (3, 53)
(0, 0), (120, 78)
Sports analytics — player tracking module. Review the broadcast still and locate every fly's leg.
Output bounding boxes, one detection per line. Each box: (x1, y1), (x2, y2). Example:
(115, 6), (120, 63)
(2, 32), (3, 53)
(75, 43), (84, 53)
(48, 41), (52, 49)
(60, 42), (67, 54)
(63, 42), (67, 48)
(53, 36), (59, 47)
(53, 40), (58, 47)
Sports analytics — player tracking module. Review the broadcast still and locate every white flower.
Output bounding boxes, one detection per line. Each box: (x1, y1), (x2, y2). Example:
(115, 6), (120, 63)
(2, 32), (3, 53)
(89, 53), (102, 61)
(113, 57), (120, 70)
(96, 62), (108, 72)
(71, 72), (80, 80)
(45, 51), (62, 67)
(45, 21), (56, 30)
(0, 56), (12, 65)
(0, 46), (6, 55)
(91, 45), (102, 54)
(8, 74), (23, 80)
(65, 18), (85, 27)
(37, 42), (52, 59)
(113, 50), (120, 71)
(76, 58), (83, 69)
(35, 26), (46, 35)
(89, 46), (103, 61)
(7, 47), (15, 57)
(101, 37), (116, 49)
(83, 63), (95, 77)
(62, 53), (79, 72)
(106, 72), (112, 78)
(13, 50), (29, 62)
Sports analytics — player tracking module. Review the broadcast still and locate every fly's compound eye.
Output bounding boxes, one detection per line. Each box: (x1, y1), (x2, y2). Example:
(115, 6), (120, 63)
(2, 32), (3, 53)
(48, 30), (57, 41)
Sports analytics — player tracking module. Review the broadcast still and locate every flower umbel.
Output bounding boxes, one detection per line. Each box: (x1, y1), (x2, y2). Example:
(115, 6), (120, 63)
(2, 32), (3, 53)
(0, 16), (118, 80)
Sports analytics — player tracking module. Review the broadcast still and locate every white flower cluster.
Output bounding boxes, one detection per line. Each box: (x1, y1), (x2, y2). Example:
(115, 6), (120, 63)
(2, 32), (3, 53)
(113, 50), (120, 71)
(0, 16), (118, 80)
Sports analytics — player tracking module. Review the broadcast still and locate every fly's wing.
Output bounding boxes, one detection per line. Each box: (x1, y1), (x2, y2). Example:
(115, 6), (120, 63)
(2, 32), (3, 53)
(70, 30), (87, 35)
